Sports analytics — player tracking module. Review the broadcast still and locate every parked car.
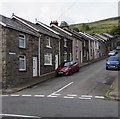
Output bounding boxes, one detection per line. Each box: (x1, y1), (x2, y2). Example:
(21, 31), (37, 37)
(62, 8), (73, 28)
(56, 61), (80, 76)
(106, 55), (120, 70)
(108, 50), (118, 56)
(116, 46), (120, 50)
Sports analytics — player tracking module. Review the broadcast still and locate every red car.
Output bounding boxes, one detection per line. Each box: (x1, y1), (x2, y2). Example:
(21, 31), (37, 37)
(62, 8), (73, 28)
(56, 61), (80, 76)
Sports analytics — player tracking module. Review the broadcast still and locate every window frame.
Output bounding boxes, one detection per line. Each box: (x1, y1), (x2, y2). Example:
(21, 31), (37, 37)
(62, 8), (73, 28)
(19, 55), (26, 71)
(44, 53), (52, 65)
(64, 38), (67, 47)
(19, 34), (26, 49)
(46, 37), (52, 48)
(64, 51), (67, 62)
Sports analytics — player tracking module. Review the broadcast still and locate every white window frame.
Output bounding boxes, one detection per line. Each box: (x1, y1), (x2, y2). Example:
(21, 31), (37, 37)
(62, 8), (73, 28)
(64, 51), (67, 62)
(76, 39), (78, 47)
(46, 37), (52, 48)
(84, 40), (86, 47)
(19, 55), (26, 71)
(19, 34), (26, 48)
(76, 50), (79, 59)
(44, 53), (52, 65)
(64, 38), (67, 47)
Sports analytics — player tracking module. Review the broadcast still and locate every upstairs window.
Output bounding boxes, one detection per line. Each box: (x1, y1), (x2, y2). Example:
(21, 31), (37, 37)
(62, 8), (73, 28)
(19, 34), (26, 48)
(46, 37), (51, 48)
(64, 38), (67, 47)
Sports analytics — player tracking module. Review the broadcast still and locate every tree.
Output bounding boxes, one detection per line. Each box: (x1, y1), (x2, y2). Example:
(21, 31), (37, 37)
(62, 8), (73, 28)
(73, 27), (79, 32)
(80, 23), (90, 32)
(111, 25), (120, 35)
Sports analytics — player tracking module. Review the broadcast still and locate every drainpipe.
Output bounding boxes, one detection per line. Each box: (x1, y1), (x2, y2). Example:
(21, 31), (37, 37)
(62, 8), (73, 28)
(38, 35), (41, 76)
(59, 38), (61, 65)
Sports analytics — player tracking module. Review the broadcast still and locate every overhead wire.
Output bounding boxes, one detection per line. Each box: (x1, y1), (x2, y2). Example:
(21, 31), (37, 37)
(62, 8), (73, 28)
(57, 0), (78, 21)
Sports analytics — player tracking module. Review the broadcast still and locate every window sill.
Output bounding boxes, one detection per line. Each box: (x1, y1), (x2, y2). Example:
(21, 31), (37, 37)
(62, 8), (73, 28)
(44, 64), (52, 66)
(19, 69), (26, 72)
(19, 47), (26, 49)
(46, 46), (52, 49)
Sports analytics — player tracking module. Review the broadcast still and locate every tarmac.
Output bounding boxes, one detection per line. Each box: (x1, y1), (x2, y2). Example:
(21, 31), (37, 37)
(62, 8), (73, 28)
(107, 76), (120, 101)
(2, 56), (120, 101)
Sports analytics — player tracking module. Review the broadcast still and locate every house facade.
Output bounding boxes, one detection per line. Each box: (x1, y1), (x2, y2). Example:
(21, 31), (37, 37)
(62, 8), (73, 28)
(64, 29), (83, 64)
(1, 15), (40, 88)
(1, 14), (60, 89)
(50, 22), (73, 64)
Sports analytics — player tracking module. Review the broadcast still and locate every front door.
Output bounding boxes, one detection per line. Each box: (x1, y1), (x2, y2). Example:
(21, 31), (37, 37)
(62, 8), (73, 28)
(33, 57), (37, 77)
(55, 54), (58, 69)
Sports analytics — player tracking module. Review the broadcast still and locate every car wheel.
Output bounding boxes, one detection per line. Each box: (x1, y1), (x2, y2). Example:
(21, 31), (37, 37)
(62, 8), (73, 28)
(106, 67), (108, 70)
(66, 70), (72, 76)
(77, 67), (80, 72)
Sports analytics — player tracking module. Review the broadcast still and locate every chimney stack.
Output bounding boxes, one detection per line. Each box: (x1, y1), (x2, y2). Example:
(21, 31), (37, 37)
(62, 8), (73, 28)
(50, 20), (58, 26)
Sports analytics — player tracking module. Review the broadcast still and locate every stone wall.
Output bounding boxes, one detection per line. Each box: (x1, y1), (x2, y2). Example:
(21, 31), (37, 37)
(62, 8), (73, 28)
(40, 35), (59, 75)
(2, 27), (39, 88)
(0, 25), (2, 88)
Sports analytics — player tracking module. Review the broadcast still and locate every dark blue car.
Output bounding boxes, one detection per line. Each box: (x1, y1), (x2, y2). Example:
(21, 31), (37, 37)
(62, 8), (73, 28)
(106, 55), (120, 70)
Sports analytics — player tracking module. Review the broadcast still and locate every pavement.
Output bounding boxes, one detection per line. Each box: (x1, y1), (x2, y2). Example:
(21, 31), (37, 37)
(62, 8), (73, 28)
(2, 56), (120, 101)
(107, 76), (120, 101)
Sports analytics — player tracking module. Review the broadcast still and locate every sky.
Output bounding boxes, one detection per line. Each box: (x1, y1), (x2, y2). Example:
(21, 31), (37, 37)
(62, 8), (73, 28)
(0, 0), (119, 25)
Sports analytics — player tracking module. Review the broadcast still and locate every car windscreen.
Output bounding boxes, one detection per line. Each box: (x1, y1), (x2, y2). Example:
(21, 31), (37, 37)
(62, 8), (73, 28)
(64, 62), (71, 66)
(108, 56), (119, 61)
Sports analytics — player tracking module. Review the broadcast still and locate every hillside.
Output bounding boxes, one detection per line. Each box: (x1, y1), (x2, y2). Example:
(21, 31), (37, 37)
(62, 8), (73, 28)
(70, 17), (119, 34)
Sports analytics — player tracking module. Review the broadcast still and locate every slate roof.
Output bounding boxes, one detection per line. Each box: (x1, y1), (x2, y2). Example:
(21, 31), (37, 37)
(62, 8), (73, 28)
(102, 33), (114, 39)
(63, 28), (83, 41)
(0, 15), (38, 36)
(95, 34), (109, 41)
(50, 24), (73, 40)
(79, 32), (94, 41)
(12, 14), (60, 39)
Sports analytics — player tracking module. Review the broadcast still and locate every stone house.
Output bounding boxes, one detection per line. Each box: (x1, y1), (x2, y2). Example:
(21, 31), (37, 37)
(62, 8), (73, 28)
(0, 14), (60, 89)
(50, 22), (73, 64)
(102, 33), (117, 50)
(79, 32), (91, 62)
(94, 34), (108, 56)
(64, 28), (83, 65)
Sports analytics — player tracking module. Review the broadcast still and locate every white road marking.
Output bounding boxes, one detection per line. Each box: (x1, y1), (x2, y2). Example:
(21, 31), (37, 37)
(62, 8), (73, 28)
(21, 95), (32, 97)
(66, 94), (77, 97)
(0, 114), (40, 118)
(34, 95), (45, 97)
(79, 97), (91, 100)
(47, 82), (74, 97)
(81, 95), (93, 98)
(47, 95), (58, 98)
(1, 95), (8, 97)
(10, 95), (20, 97)
(52, 93), (61, 96)
(64, 96), (74, 99)
(95, 96), (105, 99)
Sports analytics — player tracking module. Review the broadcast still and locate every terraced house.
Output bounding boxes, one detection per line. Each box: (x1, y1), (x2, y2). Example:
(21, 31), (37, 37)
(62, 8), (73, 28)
(0, 14), (60, 89)
(0, 14), (116, 89)
(50, 21), (73, 64)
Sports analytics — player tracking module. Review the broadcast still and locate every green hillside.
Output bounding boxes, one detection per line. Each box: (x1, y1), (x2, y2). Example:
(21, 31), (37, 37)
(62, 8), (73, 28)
(70, 17), (119, 34)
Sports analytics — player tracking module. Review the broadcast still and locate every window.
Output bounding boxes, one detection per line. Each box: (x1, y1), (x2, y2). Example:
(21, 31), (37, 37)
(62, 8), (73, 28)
(83, 41), (86, 47)
(19, 34), (26, 48)
(76, 50), (79, 59)
(75, 40), (78, 47)
(46, 37), (51, 48)
(44, 53), (52, 65)
(64, 38), (67, 47)
(19, 55), (26, 71)
(64, 51), (67, 62)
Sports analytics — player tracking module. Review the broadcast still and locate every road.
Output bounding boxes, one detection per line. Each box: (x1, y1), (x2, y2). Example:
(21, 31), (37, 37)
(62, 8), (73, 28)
(1, 59), (119, 118)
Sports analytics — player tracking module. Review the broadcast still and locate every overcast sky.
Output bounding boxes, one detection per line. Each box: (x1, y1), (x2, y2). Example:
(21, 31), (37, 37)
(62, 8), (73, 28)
(0, 0), (119, 25)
